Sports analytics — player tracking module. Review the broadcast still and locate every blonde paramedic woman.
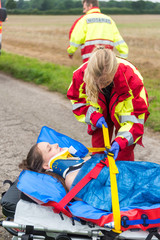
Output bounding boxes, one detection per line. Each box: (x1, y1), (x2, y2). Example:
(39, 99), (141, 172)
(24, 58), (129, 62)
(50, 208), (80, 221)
(67, 46), (149, 161)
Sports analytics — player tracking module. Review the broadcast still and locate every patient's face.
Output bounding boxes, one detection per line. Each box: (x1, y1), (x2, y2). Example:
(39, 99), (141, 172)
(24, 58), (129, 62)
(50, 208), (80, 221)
(37, 142), (64, 169)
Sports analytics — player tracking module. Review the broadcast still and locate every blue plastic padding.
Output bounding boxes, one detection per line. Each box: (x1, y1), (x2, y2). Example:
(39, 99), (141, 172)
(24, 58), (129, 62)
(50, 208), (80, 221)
(17, 126), (160, 226)
(37, 126), (88, 158)
(17, 170), (110, 220)
(71, 155), (160, 211)
(17, 170), (66, 203)
(17, 170), (160, 221)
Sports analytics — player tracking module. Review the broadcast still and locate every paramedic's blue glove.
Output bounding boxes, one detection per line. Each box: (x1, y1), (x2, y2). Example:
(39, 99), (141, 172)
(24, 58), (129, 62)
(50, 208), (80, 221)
(110, 141), (120, 160)
(96, 117), (108, 128)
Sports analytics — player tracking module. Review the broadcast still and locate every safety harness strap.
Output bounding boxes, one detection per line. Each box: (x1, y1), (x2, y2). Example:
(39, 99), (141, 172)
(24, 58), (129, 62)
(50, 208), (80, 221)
(87, 147), (105, 152)
(53, 161), (105, 210)
(102, 125), (121, 233)
(43, 158), (108, 217)
(45, 126), (121, 234)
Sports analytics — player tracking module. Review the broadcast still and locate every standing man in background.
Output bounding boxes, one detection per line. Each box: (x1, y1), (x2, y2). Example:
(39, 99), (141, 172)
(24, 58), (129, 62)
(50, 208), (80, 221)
(67, 0), (128, 63)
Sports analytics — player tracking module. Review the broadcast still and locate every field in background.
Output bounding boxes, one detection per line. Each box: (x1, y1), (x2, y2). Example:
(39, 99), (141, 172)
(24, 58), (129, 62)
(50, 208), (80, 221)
(1, 14), (160, 130)
(2, 15), (160, 79)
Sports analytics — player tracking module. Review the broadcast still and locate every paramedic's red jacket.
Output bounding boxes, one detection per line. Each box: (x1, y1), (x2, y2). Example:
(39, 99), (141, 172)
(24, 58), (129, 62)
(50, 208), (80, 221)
(67, 58), (150, 160)
(67, 7), (128, 62)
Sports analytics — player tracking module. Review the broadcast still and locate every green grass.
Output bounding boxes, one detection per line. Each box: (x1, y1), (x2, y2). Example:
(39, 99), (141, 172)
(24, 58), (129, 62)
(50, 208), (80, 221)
(145, 81), (160, 131)
(0, 51), (76, 95)
(0, 51), (159, 132)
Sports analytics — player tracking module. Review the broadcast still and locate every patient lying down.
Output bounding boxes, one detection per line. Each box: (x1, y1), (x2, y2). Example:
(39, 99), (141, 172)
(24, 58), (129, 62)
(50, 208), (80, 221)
(19, 142), (160, 211)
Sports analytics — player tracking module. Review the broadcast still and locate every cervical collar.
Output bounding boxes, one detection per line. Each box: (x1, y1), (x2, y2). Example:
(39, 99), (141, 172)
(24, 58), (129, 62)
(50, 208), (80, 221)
(49, 148), (73, 169)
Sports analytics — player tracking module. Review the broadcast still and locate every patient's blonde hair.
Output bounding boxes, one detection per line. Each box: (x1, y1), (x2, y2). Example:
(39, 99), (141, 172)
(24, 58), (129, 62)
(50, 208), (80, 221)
(84, 46), (118, 102)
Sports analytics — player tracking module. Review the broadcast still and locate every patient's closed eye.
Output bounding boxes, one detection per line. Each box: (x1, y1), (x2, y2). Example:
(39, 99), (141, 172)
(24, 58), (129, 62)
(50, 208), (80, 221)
(48, 147), (51, 152)
(47, 144), (51, 152)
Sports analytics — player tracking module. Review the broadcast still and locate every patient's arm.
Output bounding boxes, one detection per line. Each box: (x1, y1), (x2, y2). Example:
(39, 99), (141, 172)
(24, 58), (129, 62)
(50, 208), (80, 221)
(65, 170), (83, 201)
(65, 156), (91, 191)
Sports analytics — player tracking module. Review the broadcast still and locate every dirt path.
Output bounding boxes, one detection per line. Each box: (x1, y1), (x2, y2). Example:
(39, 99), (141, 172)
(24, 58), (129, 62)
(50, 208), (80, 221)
(0, 73), (160, 239)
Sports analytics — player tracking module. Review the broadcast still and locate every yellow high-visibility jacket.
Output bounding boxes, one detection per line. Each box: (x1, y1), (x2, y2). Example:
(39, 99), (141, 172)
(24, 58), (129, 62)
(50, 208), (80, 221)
(67, 7), (128, 62)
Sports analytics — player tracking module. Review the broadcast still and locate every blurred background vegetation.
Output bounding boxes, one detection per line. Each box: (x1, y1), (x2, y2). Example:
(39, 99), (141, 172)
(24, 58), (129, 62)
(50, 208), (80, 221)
(0, 2), (160, 131)
(2, 0), (160, 15)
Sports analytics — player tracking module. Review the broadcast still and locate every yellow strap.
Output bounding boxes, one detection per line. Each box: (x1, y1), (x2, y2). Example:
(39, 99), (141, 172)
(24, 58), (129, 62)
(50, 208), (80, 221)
(102, 125), (111, 149)
(87, 147), (105, 152)
(102, 125), (122, 233)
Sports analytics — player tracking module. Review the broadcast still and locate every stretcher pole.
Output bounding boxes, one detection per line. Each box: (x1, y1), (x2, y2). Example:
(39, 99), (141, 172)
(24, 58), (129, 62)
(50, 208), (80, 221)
(102, 125), (122, 233)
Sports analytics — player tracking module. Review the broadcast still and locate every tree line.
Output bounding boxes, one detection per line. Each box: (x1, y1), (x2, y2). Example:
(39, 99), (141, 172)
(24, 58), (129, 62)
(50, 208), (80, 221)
(3, 0), (160, 14)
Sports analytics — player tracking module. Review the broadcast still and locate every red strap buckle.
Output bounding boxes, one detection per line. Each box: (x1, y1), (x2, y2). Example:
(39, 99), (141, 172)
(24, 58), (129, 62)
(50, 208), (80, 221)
(100, 157), (109, 167)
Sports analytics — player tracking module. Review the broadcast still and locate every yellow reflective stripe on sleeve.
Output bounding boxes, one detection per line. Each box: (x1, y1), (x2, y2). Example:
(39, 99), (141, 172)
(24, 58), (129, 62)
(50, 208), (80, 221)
(115, 98), (134, 119)
(67, 45), (78, 55)
(102, 125), (121, 233)
(115, 42), (128, 58)
(87, 101), (103, 113)
(114, 91), (134, 125)
(79, 82), (87, 99)
(73, 113), (86, 123)
(70, 99), (78, 105)
(134, 135), (142, 144)
(79, 82), (102, 108)
(140, 87), (148, 106)
(117, 122), (133, 134)
(67, 17), (86, 55)
(70, 81), (103, 125)
(138, 113), (145, 120)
